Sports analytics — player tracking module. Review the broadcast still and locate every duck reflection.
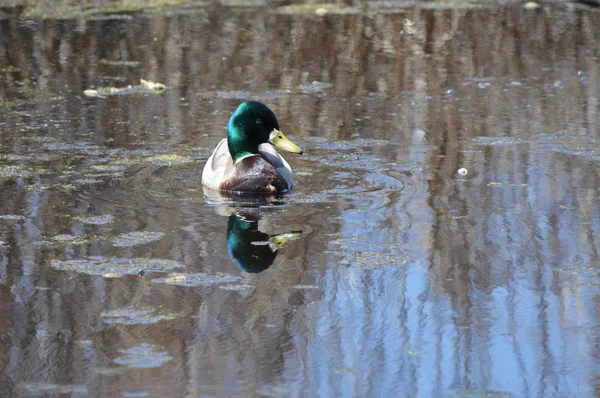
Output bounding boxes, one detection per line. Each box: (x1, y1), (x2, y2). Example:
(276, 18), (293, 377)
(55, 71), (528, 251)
(227, 212), (301, 273)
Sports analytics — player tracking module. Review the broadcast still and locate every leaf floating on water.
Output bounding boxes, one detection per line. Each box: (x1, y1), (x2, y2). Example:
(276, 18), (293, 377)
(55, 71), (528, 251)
(84, 79), (166, 98)
(112, 231), (164, 247)
(151, 272), (241, 287)
(50, 256), (184, 277)
(113, 343), (172, 369)
(140, 79), (165, 90)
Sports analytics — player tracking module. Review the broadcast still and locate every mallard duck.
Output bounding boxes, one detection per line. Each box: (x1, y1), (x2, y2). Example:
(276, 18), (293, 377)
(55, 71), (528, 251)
(202, 101), (303, 194)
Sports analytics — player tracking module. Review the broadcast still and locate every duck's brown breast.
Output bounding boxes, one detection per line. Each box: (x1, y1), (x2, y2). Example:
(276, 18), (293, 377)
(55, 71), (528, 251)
(219, 155), (289, 193)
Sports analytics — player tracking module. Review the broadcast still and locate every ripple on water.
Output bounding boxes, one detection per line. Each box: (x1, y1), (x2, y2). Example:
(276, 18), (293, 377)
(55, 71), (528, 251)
(113, 343), (172, 369)
(295, 170), (404, 205)
(0, 165), (51, 179)
(470, 133), (600, 160)
(327, 237), (407, 269)
(122, 392), (150, 398)
(306, 136), (390, 150)
(219, 284), (255, 291)
(16, 382), (87, 395)
(151, 272), (241, 287)
(76, 214), (114, 225)
(0, 214), (25, 221)
(50, 256), (184, 278)
(453, 390), (511, 398)
(112, 231), (164, 247)
(101, 307), (180, 325)
(34, 234), (90, 247)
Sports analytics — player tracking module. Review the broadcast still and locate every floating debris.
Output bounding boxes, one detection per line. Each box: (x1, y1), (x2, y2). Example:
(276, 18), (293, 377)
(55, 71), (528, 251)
(90, 165), (127, 172)
(98, 59), (141, 67)
(50, 256), (184, 278)
(219, 284), (255, 291)
(471, 136), (525, 146)
(35, 234), (90, 246)
(112, 231), (164, 247)
(76, 214), (114, 225)
(84, 79), (166, 98)
(274, 3), (360, 15)
(144, 154), (195, 166)
(53, 234), (78, 242)
(295, 81), (333, 93)
(196, 89), (291, 100)
(0, 65), (19, 73)
(292, 284), (320, 290)
(101, 307), (179, 325)
(0, 214), (25, 221)
(151, 272), (241, 287)
(457, 168), (468, 176)
(419, 1), (490, 9)
(72, 178), (103, 185)
(486, 182), (527, 188)
(0, 165), (51, 179)
(113, 343), (172, 369)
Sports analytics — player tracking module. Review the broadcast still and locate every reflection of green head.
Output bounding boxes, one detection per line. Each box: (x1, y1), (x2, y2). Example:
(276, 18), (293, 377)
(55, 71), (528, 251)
(227, 213), (277, 273)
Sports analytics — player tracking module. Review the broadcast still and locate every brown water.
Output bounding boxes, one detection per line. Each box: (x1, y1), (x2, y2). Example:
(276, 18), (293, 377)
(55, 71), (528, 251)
(0, 2), (599, 397)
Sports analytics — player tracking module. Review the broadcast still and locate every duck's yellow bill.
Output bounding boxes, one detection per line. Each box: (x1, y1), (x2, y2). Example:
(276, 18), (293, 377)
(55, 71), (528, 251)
(269, 231), (302, 252)
(269, 129), (303, 154)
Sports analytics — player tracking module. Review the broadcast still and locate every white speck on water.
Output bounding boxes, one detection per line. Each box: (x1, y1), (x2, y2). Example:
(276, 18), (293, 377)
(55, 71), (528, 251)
(458, 168), (468, 176)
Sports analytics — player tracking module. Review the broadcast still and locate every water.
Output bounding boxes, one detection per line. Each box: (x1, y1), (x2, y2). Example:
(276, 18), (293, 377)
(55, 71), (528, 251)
(0, 2), (599, 397)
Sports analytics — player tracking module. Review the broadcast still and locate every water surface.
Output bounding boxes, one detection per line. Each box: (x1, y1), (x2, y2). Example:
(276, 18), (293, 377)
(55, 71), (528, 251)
(0, 2), (599, 397)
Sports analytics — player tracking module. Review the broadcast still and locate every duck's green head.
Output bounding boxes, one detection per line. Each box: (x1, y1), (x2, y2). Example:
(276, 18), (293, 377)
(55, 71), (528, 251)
(227, 101), (303, 163)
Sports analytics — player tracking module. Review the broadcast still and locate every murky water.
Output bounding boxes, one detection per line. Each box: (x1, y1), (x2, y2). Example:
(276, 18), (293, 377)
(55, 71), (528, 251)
(0, 2), (599, 397)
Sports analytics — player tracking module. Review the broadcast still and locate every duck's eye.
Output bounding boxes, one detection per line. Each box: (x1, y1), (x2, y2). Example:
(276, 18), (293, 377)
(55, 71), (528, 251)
(256, 118), (263, 124)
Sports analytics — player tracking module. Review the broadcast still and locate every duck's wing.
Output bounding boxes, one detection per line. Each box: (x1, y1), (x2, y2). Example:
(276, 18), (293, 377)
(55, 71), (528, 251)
(202, 138), (234, 190)
(258, 143), (296, 188)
